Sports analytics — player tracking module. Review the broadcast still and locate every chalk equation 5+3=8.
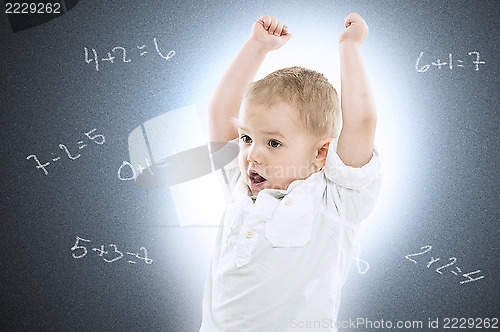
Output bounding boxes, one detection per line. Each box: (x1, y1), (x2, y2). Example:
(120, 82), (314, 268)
(71, 236), (153, 265)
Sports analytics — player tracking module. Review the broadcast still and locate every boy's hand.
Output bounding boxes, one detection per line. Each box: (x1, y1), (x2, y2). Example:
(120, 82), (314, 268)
(338, 13), (368, 46)
(208, 16), (291, 144)
(250, 16), (292, 52)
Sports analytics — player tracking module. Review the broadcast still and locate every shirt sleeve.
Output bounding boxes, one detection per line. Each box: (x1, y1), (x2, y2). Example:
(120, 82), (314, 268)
(211, 138), (241, 198)
(323, 138), (382, 223)
(324, 138), (380, 190)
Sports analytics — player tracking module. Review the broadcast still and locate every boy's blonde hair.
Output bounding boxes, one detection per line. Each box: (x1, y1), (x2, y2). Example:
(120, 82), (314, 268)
(244, 66), (341, 138)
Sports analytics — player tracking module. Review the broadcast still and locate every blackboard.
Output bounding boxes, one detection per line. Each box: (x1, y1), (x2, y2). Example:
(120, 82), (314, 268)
(1, 0), (498, 331)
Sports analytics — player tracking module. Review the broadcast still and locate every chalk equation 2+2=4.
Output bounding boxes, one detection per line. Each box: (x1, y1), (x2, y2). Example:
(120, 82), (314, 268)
(26, 128), (105, 176)
(71, 236), (153, 265)
(415, 51), (485, 72)
(404, 245), (485, 285)
(84, 37), (175, 72)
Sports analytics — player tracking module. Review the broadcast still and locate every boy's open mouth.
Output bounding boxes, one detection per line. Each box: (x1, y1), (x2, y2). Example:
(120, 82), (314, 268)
(249, 171), (266, 186)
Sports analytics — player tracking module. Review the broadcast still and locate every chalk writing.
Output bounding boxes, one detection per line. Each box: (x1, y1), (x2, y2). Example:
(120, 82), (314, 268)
(118, 142), (239, 186)
(415, 51), (485, 72)
(71, 236), (153, 265)
(117, 158), (168, 181)
(26, 128), (105, 175)
(84, 37), (175, 71)
(404, 245), (485, 284)
(352, 242), (370, 274)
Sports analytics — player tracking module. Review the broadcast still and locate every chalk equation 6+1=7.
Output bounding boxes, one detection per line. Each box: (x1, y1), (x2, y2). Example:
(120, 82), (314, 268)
(416, 51), (485, 72)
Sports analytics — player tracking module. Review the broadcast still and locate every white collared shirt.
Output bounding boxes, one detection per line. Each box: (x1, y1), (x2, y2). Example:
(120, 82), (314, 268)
(201, 139), (381, 332)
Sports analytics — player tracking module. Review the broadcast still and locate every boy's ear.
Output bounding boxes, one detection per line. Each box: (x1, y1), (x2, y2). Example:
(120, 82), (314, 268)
(313, 138), (333, 169)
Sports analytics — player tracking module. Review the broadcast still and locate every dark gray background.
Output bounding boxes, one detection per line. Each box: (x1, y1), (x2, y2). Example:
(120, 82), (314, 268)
(1, 0), (498, 331)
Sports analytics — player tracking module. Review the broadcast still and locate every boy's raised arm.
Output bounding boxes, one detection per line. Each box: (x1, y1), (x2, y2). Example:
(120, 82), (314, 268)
(336, 13), (377, 167)
(208, 16), (291, 145)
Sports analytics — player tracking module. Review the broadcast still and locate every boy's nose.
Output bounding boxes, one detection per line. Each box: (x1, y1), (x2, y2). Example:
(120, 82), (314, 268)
(247, 145), (262, 164)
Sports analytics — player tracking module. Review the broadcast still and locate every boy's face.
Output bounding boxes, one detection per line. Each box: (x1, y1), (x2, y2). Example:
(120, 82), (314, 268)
(238, 102), (324, 196)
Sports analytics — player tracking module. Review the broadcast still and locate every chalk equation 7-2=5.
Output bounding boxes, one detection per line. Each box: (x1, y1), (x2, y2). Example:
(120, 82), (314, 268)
(26, 128), (105, 176)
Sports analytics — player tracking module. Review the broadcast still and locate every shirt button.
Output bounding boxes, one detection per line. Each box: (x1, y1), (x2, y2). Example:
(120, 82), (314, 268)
(285, 199), (293, 206)
(246, 230), (253, 239)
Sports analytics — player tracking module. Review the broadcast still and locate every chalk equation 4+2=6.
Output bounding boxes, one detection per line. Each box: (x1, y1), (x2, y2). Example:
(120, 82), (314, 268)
(416, 51), (485, 72)
(84, 37), (175, 72)
(26, 128), (105, 176)
(405, 245), (485, 285)
(71, 236), (153, 265)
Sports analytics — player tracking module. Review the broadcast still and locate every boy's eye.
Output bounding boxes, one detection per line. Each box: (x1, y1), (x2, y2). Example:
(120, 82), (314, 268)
(268, 140), (282, 148)
(240, 134), (252, 144)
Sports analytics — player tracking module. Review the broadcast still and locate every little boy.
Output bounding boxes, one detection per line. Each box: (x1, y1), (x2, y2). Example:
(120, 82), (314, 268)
(201, 13), (381, 331)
